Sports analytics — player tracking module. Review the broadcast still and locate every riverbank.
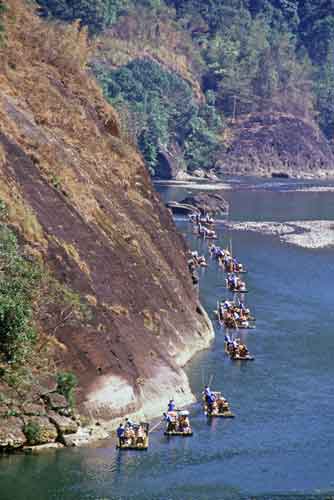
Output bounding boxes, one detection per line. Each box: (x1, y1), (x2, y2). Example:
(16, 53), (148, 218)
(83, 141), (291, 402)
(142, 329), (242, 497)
(0, 301), (214, 455)
(225, 220), (334, 249)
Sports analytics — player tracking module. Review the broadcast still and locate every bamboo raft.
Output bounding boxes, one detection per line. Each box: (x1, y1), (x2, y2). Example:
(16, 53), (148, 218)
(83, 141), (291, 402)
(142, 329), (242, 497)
(116, 423), (149, 450)
(207, 410), (235, 418)
(164, 409), (193, 436)
(213, 313), (255, 329)
(116, 441), (149, 450)
(164, 430), (193, 436)
(229, 324), (255, 330)
(203, 392), (235, 418)
(230, 354), (254, 361)
(224, 269), (248, 274)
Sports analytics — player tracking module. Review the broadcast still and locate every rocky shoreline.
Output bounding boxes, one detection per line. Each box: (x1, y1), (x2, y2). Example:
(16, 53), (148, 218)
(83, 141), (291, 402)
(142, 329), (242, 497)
(82, 303), (214, 433)
(0, 288), (214, 456)
(225, 220), (334, 249)
(0, 381), (84, 454)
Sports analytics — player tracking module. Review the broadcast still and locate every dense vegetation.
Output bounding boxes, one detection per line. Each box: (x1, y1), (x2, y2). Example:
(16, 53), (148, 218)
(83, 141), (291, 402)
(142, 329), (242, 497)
(0, 202), (41, 366)
(165, 0), (334, 138)
(36, 0), (334, 172)
(95, 59), (222, 173)
(57, 371), (78, 407)
(0, 0), (6, 44)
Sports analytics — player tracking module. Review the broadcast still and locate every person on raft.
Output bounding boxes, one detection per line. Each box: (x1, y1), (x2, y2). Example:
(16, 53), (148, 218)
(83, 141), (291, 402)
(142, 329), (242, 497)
(125, 417), (135, 428)
(117, 423), (126, 447)
(238, 343), (249, 357)
(163, 412), (176, 432)
(179, 414), (190, 431)
(168, 399), (176, 412)
(204, 385), (212, 403)
(206, 392), (217, 413)
(136, 424), (146, 445)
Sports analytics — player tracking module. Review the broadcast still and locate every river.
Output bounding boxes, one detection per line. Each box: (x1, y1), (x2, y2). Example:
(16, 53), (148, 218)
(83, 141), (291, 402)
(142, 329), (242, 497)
(1, 178), (334, 499)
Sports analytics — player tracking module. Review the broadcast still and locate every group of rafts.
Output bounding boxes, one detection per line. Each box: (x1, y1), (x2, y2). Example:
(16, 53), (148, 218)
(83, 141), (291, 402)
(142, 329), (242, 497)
(116, 389), (235, 450)
(188, 213), (255, 361)
(116, 212), (254, 450)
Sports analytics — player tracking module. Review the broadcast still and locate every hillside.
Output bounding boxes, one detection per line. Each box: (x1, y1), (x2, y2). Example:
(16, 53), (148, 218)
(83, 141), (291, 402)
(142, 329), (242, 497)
(0, 0), (213, 448)
(34, 0), (334, 179)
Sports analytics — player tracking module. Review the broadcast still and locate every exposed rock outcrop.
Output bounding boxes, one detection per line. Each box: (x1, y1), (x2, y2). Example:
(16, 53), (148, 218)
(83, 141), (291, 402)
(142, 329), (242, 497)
(154, 143), (187, 180)
(181, 193), (229, 215)
(48, 411), (79, 436)
(0, 383), (104, 452)
(21, 403), (47, 417)
(218, 112), (334, 178)
(0, 417), (26, 450)
(45, 393), (69, 412)
(23, 417), (58, 445)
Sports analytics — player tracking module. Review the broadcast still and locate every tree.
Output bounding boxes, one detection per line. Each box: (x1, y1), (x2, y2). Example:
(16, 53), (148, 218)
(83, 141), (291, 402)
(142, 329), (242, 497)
(315, 42), (334, 139)
(0, 226), (41, 364)
(37, 0), (114, 34)
(0, 0), (6, 45)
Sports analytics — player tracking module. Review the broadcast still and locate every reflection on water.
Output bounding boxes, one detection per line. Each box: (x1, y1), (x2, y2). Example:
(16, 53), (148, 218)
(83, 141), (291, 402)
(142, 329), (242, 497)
(1, 180), (334, 499)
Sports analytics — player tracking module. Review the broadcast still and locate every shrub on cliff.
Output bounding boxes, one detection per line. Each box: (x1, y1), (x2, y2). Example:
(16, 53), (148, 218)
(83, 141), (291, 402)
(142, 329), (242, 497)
(0, 215), (41, 365)
(24, 421), (42, 445)
(57, 371), (78, 408)
(0, 0), (6, 45)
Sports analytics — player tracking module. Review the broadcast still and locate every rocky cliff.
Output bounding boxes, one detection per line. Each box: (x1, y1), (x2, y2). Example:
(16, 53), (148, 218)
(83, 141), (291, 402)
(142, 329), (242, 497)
(218, 112), (334, 179)
(0, 0), (213, 436)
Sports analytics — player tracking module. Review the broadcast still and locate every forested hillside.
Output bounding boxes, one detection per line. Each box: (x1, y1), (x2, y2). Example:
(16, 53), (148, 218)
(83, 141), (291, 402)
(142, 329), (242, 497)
(36, 0), (334, 176)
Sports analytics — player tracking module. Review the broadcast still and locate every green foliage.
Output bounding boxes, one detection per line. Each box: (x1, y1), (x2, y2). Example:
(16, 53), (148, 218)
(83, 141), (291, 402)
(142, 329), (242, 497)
(95, 58), (223, 173)
(36, 0), (148, 34)
(57, 371), (78, 407)
(38, 0), (334, 158)
(24, 421), (41, 444)
(0, 0), (7, 45)
(314, 42), (334, 140)
(0, 222), (42, 365)
(37, 0), (115, 34)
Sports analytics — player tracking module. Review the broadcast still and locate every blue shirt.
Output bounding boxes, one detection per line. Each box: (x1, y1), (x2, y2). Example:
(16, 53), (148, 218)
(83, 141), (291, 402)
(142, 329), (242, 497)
(117, 427), (125, 438)
(208, 394), (216, 404)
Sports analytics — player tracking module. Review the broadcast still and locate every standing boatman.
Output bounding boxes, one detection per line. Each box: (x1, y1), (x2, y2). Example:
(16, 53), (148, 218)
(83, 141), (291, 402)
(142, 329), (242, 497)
(117, 423), (125, 447)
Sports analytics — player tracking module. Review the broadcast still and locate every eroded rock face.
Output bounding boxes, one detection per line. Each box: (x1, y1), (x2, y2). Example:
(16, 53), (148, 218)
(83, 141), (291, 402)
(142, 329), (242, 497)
(21, 403), (46, 417)
(181, 193), (229, 215)
(62, 426), (108, 447)
(155, 142), (186, 179)
(0, 417), (26, 449)
(218, 112), (334, 177)
(45, 393), (69, 411)
(23, 416), (58, 445)
(48, 411), (79, 436)
(0, 388), (83, 450)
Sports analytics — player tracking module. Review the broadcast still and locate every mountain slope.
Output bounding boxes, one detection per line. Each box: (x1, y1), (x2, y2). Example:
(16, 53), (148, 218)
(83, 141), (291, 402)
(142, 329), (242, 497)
(0, 0), (213, 422)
